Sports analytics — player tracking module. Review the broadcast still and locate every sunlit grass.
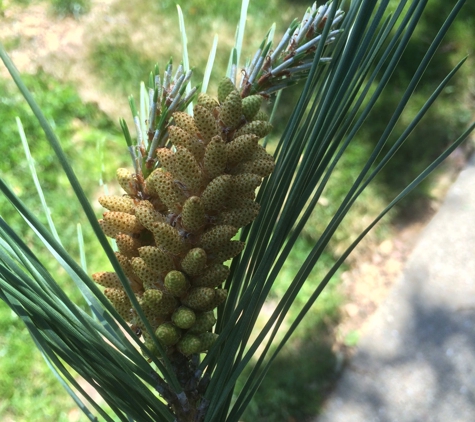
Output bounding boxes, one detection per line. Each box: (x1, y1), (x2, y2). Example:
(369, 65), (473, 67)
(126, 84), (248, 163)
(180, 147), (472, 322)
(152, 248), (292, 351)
(0, 71), (122, 420)
(0, 302), (90, 421)
(87, 0), (302, 98)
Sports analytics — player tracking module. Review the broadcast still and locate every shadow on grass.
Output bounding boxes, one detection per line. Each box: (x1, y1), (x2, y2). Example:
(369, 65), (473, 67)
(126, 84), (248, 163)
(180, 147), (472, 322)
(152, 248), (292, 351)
(240, 328), (339, 422)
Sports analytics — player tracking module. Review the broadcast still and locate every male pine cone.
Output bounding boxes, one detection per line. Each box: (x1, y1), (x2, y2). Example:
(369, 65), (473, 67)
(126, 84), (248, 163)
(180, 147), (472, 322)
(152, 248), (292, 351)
(92, 78), (274, 357)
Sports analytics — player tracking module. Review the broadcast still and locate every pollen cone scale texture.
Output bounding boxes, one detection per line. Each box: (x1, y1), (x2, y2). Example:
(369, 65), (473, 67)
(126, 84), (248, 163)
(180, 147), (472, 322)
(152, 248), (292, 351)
(93, 79), (274, 357)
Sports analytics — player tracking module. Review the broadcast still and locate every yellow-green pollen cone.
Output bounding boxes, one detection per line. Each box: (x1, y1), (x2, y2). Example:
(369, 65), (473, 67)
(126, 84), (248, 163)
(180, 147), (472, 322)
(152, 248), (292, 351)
(92, 78), (274, 358)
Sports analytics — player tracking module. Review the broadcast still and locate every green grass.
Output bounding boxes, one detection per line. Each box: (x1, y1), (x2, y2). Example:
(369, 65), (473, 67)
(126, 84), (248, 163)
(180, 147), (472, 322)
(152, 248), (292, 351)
(0, 70), (124, 421)
(355, 0), (475, 209)
(89, 30), (156, 97)
(50, 0), (90, 17)
(232, 237), (344, 421)
(0, 302), (91, 421)
(0, 68), (124, 262)
(6, 0), (33, 7)
(87, 0), (302, 99)
(240, 334), (337, 422)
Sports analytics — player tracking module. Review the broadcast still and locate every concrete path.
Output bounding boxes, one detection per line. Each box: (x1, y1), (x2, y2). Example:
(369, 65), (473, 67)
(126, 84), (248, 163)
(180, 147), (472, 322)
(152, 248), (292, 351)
(316, 154), (475, 422)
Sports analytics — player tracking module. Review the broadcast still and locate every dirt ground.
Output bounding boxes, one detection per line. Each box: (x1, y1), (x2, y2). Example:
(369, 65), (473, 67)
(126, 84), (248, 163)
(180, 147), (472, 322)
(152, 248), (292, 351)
(1, 1), (130, 119)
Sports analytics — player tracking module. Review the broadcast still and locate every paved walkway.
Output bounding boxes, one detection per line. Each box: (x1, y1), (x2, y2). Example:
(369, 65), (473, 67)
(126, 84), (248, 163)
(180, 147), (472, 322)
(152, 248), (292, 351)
(316, 154), (475, 422)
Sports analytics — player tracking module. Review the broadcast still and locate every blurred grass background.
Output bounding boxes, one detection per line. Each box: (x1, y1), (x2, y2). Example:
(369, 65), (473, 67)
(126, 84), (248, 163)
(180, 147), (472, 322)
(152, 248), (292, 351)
(0, 0), (474, 420)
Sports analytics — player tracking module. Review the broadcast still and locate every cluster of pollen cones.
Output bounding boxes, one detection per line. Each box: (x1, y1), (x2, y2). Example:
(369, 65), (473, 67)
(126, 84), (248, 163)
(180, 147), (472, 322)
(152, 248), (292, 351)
(92, 78), (275, 358)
